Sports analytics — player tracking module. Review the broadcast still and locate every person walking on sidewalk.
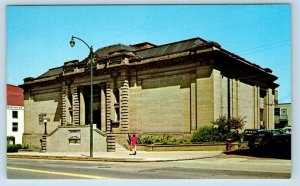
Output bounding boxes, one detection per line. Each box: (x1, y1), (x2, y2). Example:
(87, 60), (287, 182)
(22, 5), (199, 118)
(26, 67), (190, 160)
(130, 134), (138, 155)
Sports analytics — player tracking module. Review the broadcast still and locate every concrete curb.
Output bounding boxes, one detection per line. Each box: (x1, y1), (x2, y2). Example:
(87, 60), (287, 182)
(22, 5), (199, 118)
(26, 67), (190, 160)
(7, 153), (223, 163)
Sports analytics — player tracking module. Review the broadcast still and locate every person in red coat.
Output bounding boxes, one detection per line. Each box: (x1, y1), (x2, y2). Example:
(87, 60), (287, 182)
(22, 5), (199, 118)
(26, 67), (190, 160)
(130, 134), (138, 155)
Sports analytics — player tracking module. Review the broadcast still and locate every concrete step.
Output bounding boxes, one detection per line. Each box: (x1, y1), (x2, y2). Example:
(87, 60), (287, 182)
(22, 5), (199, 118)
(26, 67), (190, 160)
(107, 134), (116, 152)
(115, 142), (128, 152)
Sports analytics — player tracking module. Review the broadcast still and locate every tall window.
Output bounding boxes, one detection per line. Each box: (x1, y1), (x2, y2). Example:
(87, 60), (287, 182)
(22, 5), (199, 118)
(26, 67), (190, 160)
(12, 122), (18, 132)
(274, 108), (280, 116)
(113, 89), (120, 122)
(12, 111), (18, 118)
(260, 108), (264, 121)
(68, 95), (73, 123)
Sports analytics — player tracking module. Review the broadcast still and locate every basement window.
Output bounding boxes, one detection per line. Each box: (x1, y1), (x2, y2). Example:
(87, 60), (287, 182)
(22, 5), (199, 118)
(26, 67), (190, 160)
(68, 130), (81, 145)
(69, 136), (80, 145)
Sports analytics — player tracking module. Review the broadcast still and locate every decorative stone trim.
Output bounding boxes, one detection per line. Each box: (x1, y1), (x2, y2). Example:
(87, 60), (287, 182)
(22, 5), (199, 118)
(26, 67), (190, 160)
(79, 87), (86, 126)
(61, 86), (67, 126)
(106, 133), (116, 152)
(41, 135), (47, 152)
(106, 83), (112, 133)
(73, 86), (80, 125)
(120, 80), (129, 132)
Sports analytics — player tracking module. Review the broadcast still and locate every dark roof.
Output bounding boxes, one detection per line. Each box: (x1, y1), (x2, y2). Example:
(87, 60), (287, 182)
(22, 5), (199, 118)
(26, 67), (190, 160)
(131, 42), (156, 47)
(31, 37), (277, 86)
(36, 67), (63, 79)
(130, 42), (157, 50)
(135, 37), (207, 59)
(94, 44), (136, 57)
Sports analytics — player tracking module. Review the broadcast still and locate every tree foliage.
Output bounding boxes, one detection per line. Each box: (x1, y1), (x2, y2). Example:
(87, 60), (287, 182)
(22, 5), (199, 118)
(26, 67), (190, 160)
(212, 115), (246, 134)
(191, 125), (223, 143)
(192, 116), (246, 143)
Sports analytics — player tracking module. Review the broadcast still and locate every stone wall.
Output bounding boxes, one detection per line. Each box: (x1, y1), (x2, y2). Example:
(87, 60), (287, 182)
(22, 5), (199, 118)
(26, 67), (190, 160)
(46, 126), (107, 152)
(129, 73), (191, 133)
(128, 64), (273, 134)
(23, 86), (62, 149)
(196, 67), (214, 127)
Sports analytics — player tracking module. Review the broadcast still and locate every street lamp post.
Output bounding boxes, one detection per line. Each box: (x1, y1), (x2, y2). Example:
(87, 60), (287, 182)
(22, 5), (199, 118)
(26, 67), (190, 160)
(70, 35), (94, 158)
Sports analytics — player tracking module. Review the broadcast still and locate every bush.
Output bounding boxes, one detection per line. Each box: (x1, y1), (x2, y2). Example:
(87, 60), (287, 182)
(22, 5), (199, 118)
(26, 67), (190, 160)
(223, 132), (242, 141)
(212, 115), (246, 134)
(7, 144), (29, 153)
(7, 144), (21, 153)
(191, 125), (223, 143)
(138, 135), (160, 144)
(138, 134), (191, 145)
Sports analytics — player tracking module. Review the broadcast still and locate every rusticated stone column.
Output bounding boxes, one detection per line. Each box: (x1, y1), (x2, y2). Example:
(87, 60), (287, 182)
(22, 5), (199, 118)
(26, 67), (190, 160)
(101, 85), (106, 131)
(120, 80), (129, 132)
(79, 87), (86, 125)
(61, 86), (67, 126)
(72, 86), (80, 125)
(106, 83), (112, 133)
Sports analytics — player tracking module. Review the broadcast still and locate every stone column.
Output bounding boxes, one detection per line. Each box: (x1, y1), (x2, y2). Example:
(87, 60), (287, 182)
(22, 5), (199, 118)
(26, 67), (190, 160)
(106, 82), (112, 133)
(120, 80), (129, 132)
(196, 67), (214, 128)
(72, 86), (80, 125)
(236, 80), (239, 117)
(101, 85), (106, 131)
(79, 87), (86, 125)
(264, 88), (275, 129)
(190, 74), (196, 130)
(231, 78), (239, 118)
(61, 86), (67, 126)
(253, 86), (260, 129)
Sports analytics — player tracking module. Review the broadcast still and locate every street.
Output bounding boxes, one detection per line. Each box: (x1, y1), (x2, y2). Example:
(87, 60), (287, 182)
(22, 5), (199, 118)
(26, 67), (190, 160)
(7, 155), (291, 179)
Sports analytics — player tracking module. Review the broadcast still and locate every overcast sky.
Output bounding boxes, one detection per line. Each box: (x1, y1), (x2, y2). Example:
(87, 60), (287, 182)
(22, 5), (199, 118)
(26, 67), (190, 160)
(6, 4), (291, 103)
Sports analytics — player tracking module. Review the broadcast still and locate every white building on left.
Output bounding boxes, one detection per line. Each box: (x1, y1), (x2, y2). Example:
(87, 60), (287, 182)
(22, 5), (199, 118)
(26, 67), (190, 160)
(7, 84), (24, 145)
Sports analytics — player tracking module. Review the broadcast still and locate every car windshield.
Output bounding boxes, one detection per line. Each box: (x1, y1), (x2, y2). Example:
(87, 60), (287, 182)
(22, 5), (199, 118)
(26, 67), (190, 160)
(271, 130), (283, 135)
(258, 134), (266, 137)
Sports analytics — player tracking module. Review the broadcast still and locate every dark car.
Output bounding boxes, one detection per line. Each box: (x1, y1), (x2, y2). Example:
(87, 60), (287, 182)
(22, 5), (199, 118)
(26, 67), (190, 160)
(248, 129), (287, 150)
(242, 129), (265, 141)
(268, 129), (284, 136)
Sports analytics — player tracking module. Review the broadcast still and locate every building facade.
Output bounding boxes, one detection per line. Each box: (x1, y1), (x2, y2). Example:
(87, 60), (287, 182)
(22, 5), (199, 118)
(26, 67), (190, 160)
(274, 103), (291, 129)
(7, 84), (24, 145)
(21, 37), (278, 152)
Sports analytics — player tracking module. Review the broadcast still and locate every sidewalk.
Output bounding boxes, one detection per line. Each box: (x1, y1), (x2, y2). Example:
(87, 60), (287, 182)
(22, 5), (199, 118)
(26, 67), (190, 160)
(7, 150), (224, 162)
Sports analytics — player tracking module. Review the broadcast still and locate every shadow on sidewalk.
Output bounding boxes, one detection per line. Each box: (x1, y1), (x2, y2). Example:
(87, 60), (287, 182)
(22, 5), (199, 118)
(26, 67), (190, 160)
(224, 149), (291, 160)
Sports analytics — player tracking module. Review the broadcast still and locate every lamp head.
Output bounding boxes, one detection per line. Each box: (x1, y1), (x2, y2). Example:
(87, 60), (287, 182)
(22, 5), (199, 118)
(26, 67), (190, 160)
(70, 36), (75, 47)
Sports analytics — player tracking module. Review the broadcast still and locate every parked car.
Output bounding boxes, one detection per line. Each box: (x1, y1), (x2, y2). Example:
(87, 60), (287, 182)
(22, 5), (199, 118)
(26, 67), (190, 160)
(242, 129), (265, 141)
(282, 127), (291, 134)
(248, 129), (288, 150)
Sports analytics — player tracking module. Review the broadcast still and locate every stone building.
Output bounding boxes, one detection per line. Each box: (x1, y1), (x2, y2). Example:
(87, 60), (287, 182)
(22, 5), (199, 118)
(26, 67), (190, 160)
(20, 37), (278, 152)
(274, 103), (291, 129)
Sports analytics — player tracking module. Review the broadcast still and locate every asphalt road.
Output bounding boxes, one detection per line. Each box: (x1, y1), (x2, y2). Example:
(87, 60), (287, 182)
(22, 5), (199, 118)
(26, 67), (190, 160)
(7, 156), (291, 179)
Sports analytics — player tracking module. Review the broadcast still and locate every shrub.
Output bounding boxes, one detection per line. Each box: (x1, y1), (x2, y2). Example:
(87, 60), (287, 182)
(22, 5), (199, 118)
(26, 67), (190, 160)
(138, 135), (159, 144)
(7, 144), (21, 153)
(213, 115), (246, 134)
(7, 144), (29, 153)
(223, 132), (242, 141)
(138, 134), (192, 145)
(191, 125), (223, 143)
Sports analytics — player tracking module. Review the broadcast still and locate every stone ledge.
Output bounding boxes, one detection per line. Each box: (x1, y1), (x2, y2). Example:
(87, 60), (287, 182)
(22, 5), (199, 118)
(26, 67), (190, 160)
(137, 143), (248, 152)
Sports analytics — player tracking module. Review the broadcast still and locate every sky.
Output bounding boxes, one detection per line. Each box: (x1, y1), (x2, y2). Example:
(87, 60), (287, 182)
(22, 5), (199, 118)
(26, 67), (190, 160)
(6, 5), (291, 103)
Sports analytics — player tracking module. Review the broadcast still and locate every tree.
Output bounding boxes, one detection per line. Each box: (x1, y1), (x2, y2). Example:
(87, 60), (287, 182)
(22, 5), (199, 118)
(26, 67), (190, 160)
(191, 116), (246, 143)
(212, 115), (246, 135)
